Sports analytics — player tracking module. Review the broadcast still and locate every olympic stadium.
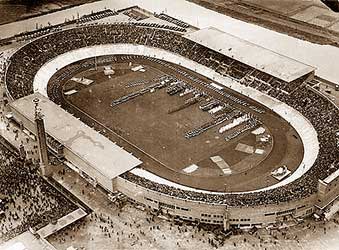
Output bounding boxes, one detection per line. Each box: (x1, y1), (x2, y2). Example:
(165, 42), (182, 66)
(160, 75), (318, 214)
(3, 7), (339, 230)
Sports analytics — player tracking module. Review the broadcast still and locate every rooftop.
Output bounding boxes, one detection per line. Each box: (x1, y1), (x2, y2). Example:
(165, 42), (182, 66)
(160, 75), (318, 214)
(324, 168), (339, 184)
(184, 27), (315, 82)
(10, 93), (142, 179)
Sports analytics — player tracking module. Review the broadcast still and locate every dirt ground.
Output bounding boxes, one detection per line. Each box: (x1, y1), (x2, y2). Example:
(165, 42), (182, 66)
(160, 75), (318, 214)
(68, 67), (262, 175)
(48, 208), (339, 250)
(47, 167), (339, 250)
(50, 55), (304, 192)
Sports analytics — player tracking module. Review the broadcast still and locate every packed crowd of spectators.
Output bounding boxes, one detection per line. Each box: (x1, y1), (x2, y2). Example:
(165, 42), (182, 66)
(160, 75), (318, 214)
(77, 9), (118, 24)
(154, 13), (190, 28)
(4, 24), (339, 207)
(129, 22), (187, 33)
(4, 24), (292, 99)
(0, 144), (77, 241)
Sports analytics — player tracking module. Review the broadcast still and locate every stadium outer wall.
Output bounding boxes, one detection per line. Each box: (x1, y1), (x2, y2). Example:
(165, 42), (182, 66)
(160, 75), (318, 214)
(6, 104), (319, 229)
(28, 44), (321, 229)
(6, 40), (329, 229)
(9, 101), (317, 229)
(115, 177), (317, 228)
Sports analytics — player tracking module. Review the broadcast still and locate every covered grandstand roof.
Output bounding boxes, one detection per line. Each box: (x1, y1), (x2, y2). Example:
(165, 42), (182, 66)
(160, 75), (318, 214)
(184, 27), (315, 82)
(10, 93), (142, 179)
(323, 168), (339, 184)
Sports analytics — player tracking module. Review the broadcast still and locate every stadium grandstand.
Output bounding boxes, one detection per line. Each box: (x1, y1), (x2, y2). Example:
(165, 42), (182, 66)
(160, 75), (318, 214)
(9, 93), (142, 192)
(2, 10), (339, 230)
(184, 27), (315, 83)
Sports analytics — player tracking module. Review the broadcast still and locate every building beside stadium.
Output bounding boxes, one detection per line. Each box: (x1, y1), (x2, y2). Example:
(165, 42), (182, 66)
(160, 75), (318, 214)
(9, 93), (142, 192)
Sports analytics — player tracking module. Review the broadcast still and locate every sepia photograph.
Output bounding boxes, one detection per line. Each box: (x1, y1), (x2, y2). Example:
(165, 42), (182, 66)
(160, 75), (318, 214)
(0, 0), (338, 249)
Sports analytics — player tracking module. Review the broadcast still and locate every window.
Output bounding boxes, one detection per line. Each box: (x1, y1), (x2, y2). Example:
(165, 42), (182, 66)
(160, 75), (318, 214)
(306, 208), (313, 214)
(159, 202), (175, 210)
(240, 218), (250, 221)
(277, 208), (295, 216)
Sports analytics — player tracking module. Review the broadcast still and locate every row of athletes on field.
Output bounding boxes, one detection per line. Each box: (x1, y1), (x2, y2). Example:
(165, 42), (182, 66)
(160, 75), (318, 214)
(45, 53), (262, 143)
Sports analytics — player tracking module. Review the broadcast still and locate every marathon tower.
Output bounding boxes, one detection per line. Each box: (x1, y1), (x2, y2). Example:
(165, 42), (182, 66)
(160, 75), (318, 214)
(33, 98), (52, 177)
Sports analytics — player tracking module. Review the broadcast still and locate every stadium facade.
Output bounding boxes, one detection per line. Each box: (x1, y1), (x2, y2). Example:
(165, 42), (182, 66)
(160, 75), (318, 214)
(4, 10), (339, 230)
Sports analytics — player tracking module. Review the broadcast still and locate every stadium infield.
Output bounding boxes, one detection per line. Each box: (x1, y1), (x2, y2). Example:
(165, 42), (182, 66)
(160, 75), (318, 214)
(47, 55), (304, 192)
